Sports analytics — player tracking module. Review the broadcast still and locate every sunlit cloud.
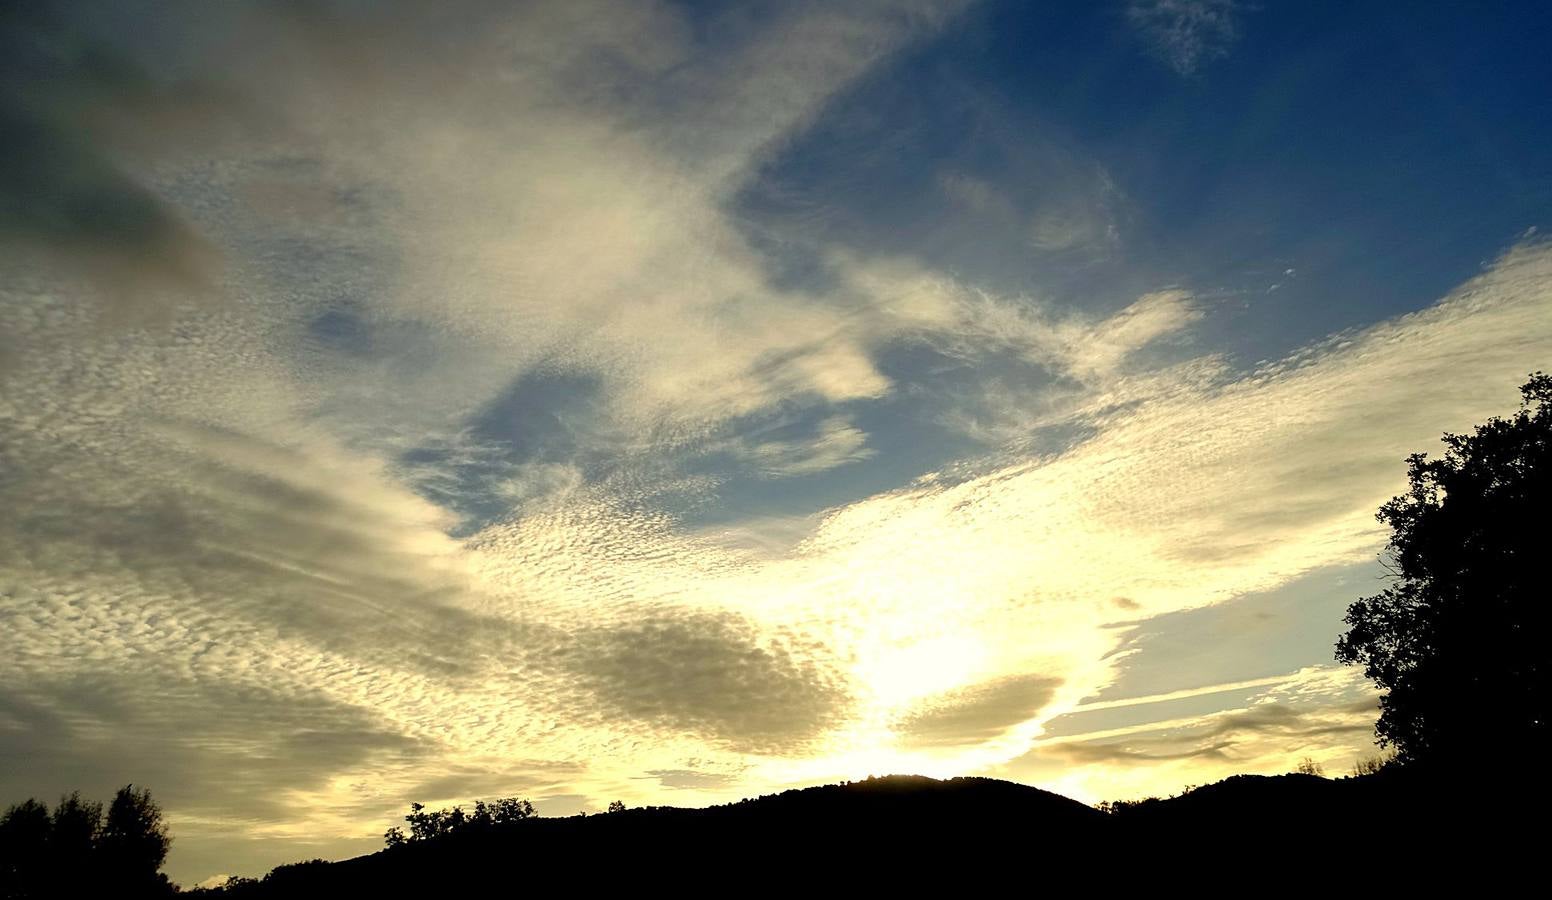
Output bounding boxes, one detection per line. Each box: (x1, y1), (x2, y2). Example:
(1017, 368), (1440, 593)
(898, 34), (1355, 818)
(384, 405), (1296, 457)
(1013, 666), (1381, 803)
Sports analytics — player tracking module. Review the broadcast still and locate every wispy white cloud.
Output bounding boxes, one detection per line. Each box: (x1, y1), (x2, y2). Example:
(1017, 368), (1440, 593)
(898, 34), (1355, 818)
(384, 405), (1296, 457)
(938, 163), (1124, 257)
(1006, 666), (1380, 802)
(1127, 0), (1245, 75)
(728, 414), (877, 477)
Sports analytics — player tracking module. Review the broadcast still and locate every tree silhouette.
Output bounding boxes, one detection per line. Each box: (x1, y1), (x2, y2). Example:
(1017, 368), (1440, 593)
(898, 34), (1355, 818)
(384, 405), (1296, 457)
(385, 797), (536, 848)
(1, 799), (51, 896)
(489, 797), (535, 825)
(0, 785), (173, 897)
(101, 784), (172, 886)
(48, 792), (103, 880)
(1336, 373), (1551, 768)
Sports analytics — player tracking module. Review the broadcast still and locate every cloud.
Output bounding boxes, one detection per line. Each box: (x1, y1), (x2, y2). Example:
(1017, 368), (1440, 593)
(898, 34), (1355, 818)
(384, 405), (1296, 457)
(0, 3), (235, 318)
(1004, 667), (1380, 802)
(561, 611), (852, 755)
(727, 414), (877, 477)
(0, 671), (428, 832)
(937, 161), (1123, 258)
(3, 0), (1550, 886)
(468, 239), (1552, 788)
(896, 674), (1063, 748)
(0, 416), (512, 679)
(838, 254), (1199, 392)
(1127, 0), (1245, 75)
(938, 171), (1022, 221)
(643, 769), (742, 791)
(324, 0), (974, 445)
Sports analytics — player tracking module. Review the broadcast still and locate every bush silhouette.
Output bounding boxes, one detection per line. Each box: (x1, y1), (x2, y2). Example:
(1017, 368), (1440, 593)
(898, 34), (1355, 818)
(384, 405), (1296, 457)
(1337, 373), (1552, 768)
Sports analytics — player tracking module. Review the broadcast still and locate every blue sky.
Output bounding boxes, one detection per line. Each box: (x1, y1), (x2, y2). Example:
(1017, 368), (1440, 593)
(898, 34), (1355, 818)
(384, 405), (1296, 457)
(750, 1), (1551, 344)
(2, 0), (1550, 886)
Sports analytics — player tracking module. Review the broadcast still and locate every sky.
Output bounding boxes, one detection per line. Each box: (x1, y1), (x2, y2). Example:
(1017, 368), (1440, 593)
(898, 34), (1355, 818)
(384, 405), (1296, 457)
(2, 0), (1550, 886)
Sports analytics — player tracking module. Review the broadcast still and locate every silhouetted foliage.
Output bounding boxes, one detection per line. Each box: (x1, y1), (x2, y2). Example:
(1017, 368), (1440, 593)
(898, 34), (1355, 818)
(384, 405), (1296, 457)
(606, 800), (626, 814)
(385, 797), (535, 848)
(1096, 796), (1166, 815)
(488, 797), (536, 825)
(48, 792), (103, 881)
(1293, 756), (1325, 777)
(0, 799), (50, 897)
(1336, 374), (1552, 768)
(102, 785), (173, 890)
(0, 785), (173, 898)
(1351, 753), (1395, 777)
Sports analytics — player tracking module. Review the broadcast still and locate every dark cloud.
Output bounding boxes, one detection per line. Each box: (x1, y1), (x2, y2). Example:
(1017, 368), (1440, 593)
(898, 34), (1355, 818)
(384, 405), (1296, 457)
(0, 2), (233, 315)
(399, 761), (588, 808)
(1038, 701), (1377, 768)
(1050, 739), (1236, 766)
(0, 104), (217, 308)
(561, 612), (851, 754)
(1200, 703), (1375, 742)
(0, 673), (426, 823)
(896, 673), (1061, 747)
(642, 769), (740, 791)
(0, 668), (451, 882)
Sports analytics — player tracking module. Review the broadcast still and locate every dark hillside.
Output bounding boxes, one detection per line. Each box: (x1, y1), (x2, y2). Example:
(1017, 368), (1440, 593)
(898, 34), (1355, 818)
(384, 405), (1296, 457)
(196, 770), (1543, 896)
(1108, 769), (1543, 871)
(206, 775), (1103, 896)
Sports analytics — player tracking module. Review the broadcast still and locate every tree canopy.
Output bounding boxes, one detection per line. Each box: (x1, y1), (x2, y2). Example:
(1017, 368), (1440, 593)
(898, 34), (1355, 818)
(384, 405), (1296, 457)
(383, 796), (536, 848)
(1336, 373), (1551, 767)
(0, 785), (173, 898)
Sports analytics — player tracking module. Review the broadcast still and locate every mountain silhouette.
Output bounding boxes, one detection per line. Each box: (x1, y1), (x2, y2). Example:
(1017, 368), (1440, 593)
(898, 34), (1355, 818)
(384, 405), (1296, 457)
(194, 771), (1542, 895)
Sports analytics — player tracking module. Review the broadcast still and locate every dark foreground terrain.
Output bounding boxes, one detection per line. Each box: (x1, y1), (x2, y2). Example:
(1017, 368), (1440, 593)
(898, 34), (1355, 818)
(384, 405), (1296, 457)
(194, 770), (1542, 895)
